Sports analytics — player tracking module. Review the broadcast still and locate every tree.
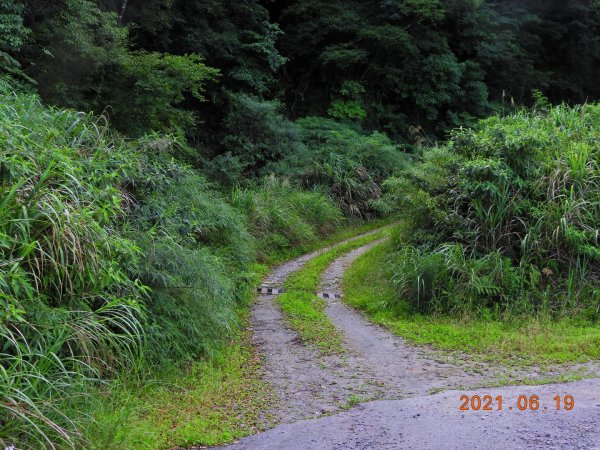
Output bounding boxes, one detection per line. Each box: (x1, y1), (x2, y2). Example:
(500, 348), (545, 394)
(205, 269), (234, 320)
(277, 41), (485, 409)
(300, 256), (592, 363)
(19, 0), (128, 108)
(271, 0), (490, 140)
(100, 52), (219, 136)
(0, 1), (30, 79)
(119, 0), (291, 177)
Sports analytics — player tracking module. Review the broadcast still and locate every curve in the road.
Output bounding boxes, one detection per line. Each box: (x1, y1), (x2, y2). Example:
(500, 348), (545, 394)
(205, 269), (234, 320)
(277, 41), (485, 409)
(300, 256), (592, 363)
(229, 236), (600, 450)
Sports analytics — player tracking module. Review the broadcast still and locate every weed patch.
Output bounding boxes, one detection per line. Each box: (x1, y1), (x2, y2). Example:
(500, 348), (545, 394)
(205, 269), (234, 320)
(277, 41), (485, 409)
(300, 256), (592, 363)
(344, 243), (600, 366)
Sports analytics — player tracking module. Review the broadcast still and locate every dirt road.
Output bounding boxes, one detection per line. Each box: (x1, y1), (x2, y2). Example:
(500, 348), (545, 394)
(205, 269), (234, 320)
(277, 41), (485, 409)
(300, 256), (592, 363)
(224, 379), (600, 449)
(225, 234), (600, 449)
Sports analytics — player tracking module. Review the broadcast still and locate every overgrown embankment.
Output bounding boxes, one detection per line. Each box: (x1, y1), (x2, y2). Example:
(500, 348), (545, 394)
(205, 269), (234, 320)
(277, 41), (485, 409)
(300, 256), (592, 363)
(0, 84), (364, 448)
(347, 102), (600, 364)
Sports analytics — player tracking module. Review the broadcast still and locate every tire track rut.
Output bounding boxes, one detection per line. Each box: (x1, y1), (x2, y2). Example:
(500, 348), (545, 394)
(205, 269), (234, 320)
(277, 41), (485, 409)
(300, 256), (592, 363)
(317, 240), (492, 399)
(250, 230), (385, 424)
(249, 232), (490, 426)
(232, 235), (600, 450)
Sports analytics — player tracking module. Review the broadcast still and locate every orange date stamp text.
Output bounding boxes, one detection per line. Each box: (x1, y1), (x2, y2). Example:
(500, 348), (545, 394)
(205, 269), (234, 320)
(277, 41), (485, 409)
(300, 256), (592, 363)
(459, 394), (575, 411)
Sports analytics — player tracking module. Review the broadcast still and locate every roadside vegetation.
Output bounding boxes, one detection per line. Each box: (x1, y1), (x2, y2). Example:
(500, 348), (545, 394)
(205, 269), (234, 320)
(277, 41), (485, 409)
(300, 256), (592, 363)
(1, 1), (599, 448)
(84, 315), (272, 449)
(345, 243), (600, 365)
(345, 102), (600, 365)
(0, 83), (391, 448)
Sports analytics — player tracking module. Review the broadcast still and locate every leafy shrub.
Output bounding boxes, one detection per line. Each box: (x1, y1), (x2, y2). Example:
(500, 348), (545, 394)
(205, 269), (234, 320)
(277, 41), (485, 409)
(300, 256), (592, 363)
(211, 93), (306, 184)
(387, 245), (543, 315)
(271, 116), (410, 217)
(0, 79), (358, 447)
(0, 1), (30, 81)
(20, 0), (130, 109)
(382, 102), (600, 316)
(123, 146), (254, 364)
(104, 52), (220, 137)
(451, 104), (600, 270)
(0, 82), (144, 447)
(296, 117), (409, 178)
(301, 154), (383, 218)
(0, 83), (260, 447)
(232, 177), (342, 257)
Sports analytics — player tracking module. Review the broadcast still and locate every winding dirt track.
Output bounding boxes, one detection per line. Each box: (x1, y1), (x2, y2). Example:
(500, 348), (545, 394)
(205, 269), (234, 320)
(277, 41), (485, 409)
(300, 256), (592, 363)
(221, 233), (600, 449)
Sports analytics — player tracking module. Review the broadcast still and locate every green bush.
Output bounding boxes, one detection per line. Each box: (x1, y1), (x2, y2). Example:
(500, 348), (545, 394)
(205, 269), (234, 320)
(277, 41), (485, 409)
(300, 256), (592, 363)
(271, 116), (410, 218)
(296, 117), (409, 178)
(232, 177), (343, 257)
(123, 146), (254, 364)
(387, 244), (543, 315)
(302, 154), (383, 218)
(0, 82), (144, 447)
(104, 52), (220, 137)
(382, 102), (600, 316)
(210, 93), (306, 184)
(0, 80), (354, 446)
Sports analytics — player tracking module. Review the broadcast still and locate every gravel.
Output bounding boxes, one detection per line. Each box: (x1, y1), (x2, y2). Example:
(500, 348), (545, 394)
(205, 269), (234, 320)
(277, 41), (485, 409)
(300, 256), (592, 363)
(222, 379), (600, 449)
(229, 236), (600, 449)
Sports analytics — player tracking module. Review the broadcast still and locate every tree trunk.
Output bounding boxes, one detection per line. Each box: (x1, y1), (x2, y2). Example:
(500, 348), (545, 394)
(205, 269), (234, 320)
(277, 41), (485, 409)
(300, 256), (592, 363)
(118, 0), (128, 26)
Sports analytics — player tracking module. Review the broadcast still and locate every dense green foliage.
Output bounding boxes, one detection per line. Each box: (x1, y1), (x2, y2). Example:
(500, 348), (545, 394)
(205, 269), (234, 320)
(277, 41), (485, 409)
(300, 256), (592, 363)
(0, 85), (345, 447)
(232, 178), (342, 256)
(1, 0), (600, 447)
(379, 102), (600, 316)
(344, 242), (600, 364)
(273, 0), (600, 139)
(0, 84), (144, 448)
(4, 0), (600, 216)
(124, 149), (253, 365)
(4, 0), (600, 165)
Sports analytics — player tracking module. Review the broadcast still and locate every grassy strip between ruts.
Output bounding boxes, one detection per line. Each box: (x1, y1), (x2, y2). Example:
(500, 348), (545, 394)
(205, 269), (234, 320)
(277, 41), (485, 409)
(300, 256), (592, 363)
(277, 227), (391, 356)
(251, 218), (393, 283)
(84, 221), (387, 449)
(343, 242), (600, 367)
(263, 217), (393, 267)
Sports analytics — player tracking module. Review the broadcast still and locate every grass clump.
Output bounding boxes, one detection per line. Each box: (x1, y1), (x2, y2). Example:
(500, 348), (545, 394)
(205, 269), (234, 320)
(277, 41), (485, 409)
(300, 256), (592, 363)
(124, 149), (255, 365)
(343, 242), (600, 365)
(277, 227), (390, 355)
(357, 103), (600, 365)
(232, 177), (343, 261)
(377, 101), (600, 318)
(0, 80), (145, 448)
(83, 317), (271, 450)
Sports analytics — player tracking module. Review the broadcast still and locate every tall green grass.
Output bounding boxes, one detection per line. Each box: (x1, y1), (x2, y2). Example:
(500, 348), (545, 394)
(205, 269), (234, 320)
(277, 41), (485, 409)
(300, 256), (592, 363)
(232, 177), (343, 259)
(0, 81), (144, 448)
(0, 80), (351, 447)
(344, 242), (600, 365)
(123, 150), (255, 365)
(378, 101), (600, 317)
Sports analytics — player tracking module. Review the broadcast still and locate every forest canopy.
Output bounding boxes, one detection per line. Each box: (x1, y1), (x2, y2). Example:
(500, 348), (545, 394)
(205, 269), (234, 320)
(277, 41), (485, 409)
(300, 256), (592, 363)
(3, 0), (600, 165)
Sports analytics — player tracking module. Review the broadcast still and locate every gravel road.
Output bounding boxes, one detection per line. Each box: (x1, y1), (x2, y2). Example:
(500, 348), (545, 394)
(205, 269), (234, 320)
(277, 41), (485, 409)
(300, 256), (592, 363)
(249, 230), (386, 424)
(317, 241), (493, 397)
(231, 234), (600, 449)
(223, 379), (600, 449)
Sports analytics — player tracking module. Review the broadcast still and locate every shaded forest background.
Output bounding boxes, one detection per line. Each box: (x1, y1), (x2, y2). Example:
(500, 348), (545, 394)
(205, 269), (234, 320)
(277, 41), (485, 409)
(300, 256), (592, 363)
(4, 0), (600, 178)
